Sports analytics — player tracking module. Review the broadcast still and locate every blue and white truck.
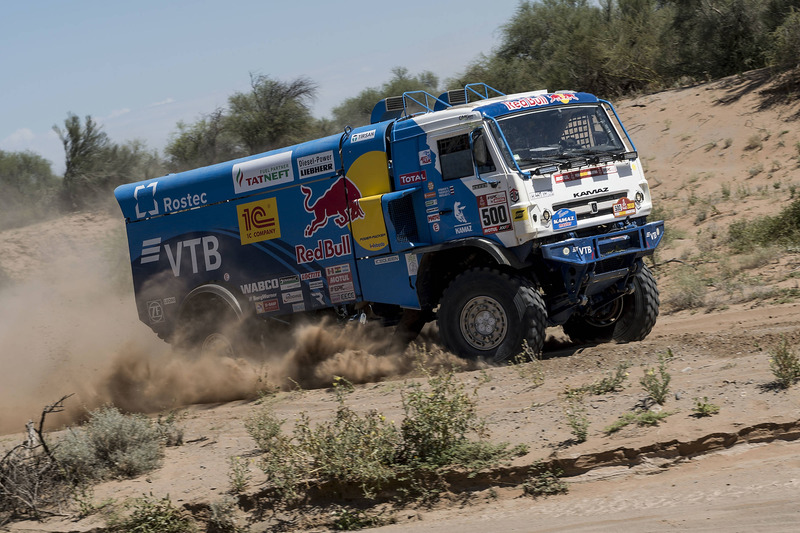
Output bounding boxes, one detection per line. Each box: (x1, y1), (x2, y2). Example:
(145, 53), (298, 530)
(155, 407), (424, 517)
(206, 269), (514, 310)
(115, 84), (663, 362)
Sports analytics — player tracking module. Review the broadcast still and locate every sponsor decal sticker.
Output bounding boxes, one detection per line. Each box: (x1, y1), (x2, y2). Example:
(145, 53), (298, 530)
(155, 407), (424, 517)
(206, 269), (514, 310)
(438, 186), (455, 197)
(374, 255), (400, 265)
(297, 150), (335, 179)
(399, 171), (426, 185)
(427, 214), (440, 224)
(301, 177), (365, 237)
(613, 197), (637, 218)
(301, 271), (322, 281)
(142, 236), (222, 277)
(419, 149), (432, 165)
(232, 151), (294, 194)
(432, 222), (440, 232)
(555, 165), (617, 184)
(255, 299), (280, 314)
(510, 188), (520, 203)
(281, 290), (304, 304)
(240, 278), (279, 295)
(351, 129), (376, 143)
(553, 208), (577, 230)
(405, 253), (419, 276)
(279, 275), (301, 291)
(326, 266), (356, 304)
(295, 235), (353, 265)
(147, 300), (164, 323)
(477, 192), (512, 235)
(512, 207), (528, 221)
(237, 197), (281, 245)
(163, 296), (177, 305)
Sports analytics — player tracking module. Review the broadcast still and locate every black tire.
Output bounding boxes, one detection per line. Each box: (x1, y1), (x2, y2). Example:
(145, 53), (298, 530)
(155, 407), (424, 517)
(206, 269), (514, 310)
(612, 265), (659, 343)
(437, 267), (546, 363)
(174, 294), (246, 358)
(563, 265), (659, 345)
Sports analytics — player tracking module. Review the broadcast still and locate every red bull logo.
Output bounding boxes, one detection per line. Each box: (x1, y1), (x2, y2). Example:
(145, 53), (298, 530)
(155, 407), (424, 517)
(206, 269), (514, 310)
(300, 177), (365, 237)
(549, 93), (578, 104)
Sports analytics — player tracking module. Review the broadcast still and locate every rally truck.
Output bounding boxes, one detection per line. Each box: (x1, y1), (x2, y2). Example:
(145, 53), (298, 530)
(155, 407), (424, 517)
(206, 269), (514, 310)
(115, 84), (663, 362)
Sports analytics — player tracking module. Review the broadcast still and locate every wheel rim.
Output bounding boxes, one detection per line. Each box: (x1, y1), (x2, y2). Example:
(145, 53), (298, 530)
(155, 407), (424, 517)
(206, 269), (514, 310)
(201, 332), (235, 358)
(584, 299), (624, 328)
(459, 296), (508, 351)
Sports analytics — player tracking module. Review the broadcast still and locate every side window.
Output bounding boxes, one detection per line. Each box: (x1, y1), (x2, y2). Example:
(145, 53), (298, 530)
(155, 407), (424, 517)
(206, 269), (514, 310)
(437, 134), (473, 181)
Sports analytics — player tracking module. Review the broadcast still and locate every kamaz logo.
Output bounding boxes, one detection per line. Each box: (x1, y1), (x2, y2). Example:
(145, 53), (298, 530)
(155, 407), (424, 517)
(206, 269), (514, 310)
(573, 187), (609, 198)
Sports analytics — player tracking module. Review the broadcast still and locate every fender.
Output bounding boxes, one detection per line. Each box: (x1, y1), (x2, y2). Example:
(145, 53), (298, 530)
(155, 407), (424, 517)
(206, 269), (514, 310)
(179, 283), (245, 321)
(414, 237), (531, 270)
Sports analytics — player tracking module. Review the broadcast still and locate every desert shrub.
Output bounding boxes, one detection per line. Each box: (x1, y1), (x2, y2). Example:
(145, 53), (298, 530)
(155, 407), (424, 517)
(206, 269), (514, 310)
(522, 461), (568, 498)
(640, 350), (673, 405)
(55, 406), (170, 482)
(728, 198), (800, 252)
(691, 397), (720, 417)
(248, 368), (526, 505)
(667, 266), (707, 310)
(604, 410), (672, 434)
(107, 494), (195, 533)
(769, 336), (800, 388)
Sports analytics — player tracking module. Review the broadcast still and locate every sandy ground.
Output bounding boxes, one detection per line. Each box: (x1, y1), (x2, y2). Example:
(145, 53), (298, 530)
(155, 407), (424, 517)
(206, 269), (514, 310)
(3, 70), (800, 531)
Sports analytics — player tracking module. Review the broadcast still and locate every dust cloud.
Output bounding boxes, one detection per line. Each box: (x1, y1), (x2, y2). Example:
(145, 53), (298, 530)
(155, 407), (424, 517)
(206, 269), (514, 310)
(0, 214), (463, 436)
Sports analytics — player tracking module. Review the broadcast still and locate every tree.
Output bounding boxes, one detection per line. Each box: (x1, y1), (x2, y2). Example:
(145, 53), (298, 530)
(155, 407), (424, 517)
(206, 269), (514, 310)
(53, 113), (110, 207)
(227, 74), (318, 154)
(165, 108), (239, 171)
(331, 67), (440, 128)
(0, 150), (59, 228)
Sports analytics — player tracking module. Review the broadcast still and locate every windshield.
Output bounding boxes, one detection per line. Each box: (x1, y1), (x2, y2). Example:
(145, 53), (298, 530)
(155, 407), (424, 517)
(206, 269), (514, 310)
(490, 105), (626, 170)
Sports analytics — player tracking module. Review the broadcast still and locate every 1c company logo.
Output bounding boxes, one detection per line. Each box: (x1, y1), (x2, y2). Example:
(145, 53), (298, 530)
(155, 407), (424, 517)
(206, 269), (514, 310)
(237, 198), (281, 245)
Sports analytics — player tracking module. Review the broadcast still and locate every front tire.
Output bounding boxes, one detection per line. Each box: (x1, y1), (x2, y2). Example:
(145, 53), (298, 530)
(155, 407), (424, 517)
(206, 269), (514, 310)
(563, 265), (659, 345)
(174, 294), (247, 358)
(437, 268), (546, 363)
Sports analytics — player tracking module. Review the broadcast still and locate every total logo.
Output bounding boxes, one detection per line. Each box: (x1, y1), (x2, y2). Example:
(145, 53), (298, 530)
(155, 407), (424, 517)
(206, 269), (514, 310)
(139, 235), (222, 277)
(133, 181), (209, 219)
(300, 177), (365, 237)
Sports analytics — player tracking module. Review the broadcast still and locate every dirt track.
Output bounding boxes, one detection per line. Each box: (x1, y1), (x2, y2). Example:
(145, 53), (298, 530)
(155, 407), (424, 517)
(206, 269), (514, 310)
(3, 71), (800, 531)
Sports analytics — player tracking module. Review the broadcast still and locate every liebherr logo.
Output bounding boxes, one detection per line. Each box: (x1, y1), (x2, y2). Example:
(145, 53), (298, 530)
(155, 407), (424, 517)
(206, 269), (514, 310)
(573, 187), (609, 199)
(139, 236), (222, 276)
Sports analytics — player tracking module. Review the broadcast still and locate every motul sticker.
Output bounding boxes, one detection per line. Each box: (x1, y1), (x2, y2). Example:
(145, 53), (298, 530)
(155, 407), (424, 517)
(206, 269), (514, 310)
(232, 151), (294, 194)
(613, 197), (637, 217)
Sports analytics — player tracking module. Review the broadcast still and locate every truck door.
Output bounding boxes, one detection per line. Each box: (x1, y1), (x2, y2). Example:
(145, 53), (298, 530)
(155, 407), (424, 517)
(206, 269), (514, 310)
(429, 128), (510, 243)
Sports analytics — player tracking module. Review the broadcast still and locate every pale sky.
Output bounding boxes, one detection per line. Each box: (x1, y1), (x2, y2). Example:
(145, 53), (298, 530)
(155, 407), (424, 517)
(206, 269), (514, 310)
(0, 0), (522, 174)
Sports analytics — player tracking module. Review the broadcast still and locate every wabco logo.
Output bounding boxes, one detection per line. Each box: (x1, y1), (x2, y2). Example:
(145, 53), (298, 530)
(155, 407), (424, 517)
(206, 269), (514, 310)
(300, 177), (365, 237)
(139, 236), (222, 277)
(133, 181), (209, 219)
(573, 187), (609, 198)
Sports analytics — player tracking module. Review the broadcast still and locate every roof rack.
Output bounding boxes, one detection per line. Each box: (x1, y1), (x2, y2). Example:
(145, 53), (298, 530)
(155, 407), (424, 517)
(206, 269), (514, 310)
(370, 83), (506, 124)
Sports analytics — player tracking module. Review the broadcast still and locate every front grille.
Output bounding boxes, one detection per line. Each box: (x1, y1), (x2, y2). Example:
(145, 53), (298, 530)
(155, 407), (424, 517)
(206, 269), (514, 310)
(553, 190), (629, 222)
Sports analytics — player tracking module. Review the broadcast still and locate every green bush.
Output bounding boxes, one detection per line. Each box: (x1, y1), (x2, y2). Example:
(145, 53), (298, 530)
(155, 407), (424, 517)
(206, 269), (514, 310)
(55, 406), (171, 482)
(728, 199), (800, 252)
(107, 494), (195, 533)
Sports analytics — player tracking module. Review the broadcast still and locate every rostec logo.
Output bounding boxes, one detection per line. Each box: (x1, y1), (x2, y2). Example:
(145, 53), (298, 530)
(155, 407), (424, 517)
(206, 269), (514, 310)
(134, 182), (159, 219)
(237, 198), (281, 245)
(300, 177), (365, 237)
(140, 236), (222, 277)
(232, 151), (294, 194)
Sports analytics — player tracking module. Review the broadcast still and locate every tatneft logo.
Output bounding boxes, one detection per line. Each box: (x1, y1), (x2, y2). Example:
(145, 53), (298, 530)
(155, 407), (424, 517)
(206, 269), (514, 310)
(139, 236), (222, 277)
(133, 180), (208, 219)
(232, 151), (294, 194)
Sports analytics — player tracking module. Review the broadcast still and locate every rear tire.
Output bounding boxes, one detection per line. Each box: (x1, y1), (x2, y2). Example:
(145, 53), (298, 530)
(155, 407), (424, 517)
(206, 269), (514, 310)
(437, 268), (546, 363)
(174, 294), (246, 358)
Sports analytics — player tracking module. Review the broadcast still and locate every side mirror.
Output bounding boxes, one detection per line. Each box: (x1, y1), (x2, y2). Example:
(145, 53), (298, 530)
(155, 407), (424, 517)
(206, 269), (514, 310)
(472, 132), (489, 167)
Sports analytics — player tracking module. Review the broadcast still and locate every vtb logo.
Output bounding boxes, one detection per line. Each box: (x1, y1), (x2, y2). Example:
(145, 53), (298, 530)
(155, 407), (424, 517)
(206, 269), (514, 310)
(300, 177), (365, 237)
(237, 198), (281, 245)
